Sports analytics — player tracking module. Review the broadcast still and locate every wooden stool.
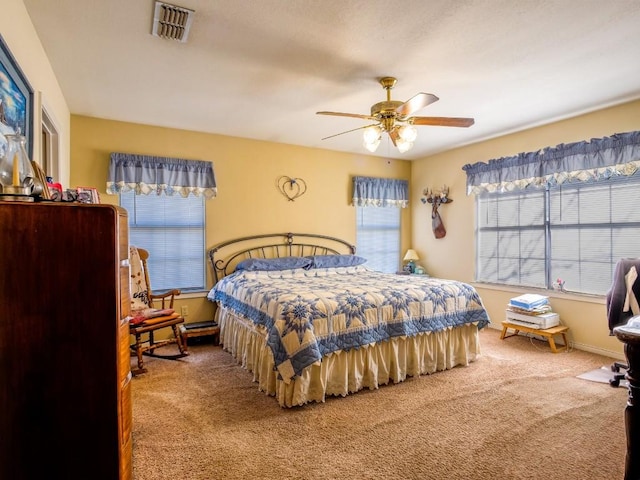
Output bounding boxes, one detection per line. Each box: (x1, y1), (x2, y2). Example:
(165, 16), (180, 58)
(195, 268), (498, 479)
(179, 321), (220, 346)
(500, 321), (569, 353)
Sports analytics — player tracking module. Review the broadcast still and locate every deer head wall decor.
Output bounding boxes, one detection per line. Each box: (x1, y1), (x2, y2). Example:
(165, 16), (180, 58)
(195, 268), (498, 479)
(421, 185), (453, 239)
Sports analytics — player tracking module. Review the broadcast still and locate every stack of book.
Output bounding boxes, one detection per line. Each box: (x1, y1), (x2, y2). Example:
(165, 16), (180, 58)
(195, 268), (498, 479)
(506, 294), (560, 329)
(507, 293), (552, 315)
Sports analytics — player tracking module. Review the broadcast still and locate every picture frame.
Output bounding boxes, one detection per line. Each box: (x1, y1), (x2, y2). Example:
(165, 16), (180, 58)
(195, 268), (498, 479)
(76, 187), (101, 204)
(0, 34), (34, 159)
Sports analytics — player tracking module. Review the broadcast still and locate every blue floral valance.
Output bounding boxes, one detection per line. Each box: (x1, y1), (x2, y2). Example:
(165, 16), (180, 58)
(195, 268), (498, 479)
(352, 176), (409, 208)
(462, 131), (640, 194)
(106, 152), (217, 199)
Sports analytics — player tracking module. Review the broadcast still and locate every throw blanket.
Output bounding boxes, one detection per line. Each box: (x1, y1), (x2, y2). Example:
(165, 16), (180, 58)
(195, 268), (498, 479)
(208, 266), (490, 382)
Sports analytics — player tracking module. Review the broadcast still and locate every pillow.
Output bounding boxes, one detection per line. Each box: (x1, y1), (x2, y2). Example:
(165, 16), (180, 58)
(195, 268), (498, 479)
(129, 308), (176, 326)
(235, 256), (313, 271)
(306, 254), (367, 268)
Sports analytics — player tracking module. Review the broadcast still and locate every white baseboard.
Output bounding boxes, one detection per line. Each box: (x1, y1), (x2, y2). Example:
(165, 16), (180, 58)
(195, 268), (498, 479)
(568, 342), (625, 361)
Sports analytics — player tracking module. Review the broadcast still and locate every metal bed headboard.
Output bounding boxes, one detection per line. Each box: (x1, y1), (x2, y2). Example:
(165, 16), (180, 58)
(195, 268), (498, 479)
(208, 232), (356, 283)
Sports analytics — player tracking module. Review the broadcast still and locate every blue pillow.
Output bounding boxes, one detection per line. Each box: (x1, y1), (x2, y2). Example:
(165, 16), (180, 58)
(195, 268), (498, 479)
(235, 256), (313, 271)
(306, 254), (367, 268)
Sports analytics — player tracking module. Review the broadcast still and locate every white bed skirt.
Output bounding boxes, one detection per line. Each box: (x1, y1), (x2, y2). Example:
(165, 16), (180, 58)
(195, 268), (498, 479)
(216, 307), (481, 407)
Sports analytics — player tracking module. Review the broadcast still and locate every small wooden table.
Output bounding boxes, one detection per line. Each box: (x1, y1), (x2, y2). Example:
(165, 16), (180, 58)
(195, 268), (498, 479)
(500, 321), (569, 353)
(179, 321), (220, 346)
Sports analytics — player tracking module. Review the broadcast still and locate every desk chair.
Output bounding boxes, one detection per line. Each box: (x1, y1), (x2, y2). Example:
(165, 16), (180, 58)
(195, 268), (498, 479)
(129, 246), (188, 375)
(606, 258), (640, 387)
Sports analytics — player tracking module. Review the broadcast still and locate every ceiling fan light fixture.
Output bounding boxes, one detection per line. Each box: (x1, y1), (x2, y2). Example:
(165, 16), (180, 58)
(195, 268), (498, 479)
(363, 137), (381, 152)
(396, 138), (414, 153)
(363, 125), (382, 143)
(363, 125), (382, 152)
(398, 124), (418, 143)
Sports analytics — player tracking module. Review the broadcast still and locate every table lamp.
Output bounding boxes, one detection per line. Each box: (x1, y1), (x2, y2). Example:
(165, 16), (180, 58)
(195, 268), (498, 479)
(403, 249), (419, 273)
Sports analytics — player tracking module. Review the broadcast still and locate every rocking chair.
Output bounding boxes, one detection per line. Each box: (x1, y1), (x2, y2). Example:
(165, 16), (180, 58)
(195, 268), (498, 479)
(129, 246), (188, 374)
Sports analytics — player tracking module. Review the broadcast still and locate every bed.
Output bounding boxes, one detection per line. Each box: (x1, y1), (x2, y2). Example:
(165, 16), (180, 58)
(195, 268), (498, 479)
(207, 232), (490, 407)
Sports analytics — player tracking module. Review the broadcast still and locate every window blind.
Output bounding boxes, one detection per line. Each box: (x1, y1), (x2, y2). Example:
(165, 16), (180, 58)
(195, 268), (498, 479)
(356, 206), (401, 273)
(476, 175), (640, 295)
(121, 191), (206, 292)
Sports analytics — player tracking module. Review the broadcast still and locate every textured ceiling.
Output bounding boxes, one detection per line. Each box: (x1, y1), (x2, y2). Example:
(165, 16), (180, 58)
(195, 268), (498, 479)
(23, 0), (640, 160)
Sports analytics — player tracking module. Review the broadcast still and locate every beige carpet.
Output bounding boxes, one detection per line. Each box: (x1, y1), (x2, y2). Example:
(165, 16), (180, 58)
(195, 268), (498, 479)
(131, 328), (628, 480)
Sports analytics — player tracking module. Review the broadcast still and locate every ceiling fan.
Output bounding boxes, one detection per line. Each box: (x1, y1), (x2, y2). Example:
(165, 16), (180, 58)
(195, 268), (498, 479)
(317, 76), (474, 153)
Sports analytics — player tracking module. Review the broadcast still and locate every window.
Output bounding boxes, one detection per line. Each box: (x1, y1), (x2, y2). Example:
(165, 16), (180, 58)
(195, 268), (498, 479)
(351, 176), (407, 273)
(120, 192), (206, 292)
(356, 206), (400, 273)
(476, 175), (640, 295)
(109, 152), (216, 293)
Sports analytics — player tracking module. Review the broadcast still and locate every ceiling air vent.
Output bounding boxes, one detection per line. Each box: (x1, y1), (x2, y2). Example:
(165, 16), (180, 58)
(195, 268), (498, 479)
(151, 1), (195, 43)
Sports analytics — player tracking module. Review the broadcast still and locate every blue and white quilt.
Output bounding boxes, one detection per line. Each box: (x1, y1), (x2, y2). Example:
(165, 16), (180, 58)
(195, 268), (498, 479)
(208, 266), (490, 382)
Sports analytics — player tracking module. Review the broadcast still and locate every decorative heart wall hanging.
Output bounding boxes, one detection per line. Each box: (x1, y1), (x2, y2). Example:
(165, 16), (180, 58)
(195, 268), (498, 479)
(277, 176), (307, 201)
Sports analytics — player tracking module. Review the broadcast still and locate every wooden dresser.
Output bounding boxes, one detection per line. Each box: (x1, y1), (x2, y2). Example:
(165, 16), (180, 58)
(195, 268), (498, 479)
(0, 202), (133, 480)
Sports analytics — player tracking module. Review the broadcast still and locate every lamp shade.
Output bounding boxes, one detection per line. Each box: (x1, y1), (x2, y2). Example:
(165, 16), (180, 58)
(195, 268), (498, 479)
(396, 137), (414, 153)
(363, 137), (381, 152)
(363, 125), (382, 152)
(398, 124), (418, 143)
(403, 249), (419, 261)
(363, 125), (382, 143)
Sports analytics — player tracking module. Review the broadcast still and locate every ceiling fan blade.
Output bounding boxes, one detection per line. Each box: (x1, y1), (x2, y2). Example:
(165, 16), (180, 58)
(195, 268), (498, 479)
(388, 127), (399, 146)
(317, 111), (377, 121)
(410, 116), (475, 127)
(321, 123), (380, 141)
(396, 93), (439, 117)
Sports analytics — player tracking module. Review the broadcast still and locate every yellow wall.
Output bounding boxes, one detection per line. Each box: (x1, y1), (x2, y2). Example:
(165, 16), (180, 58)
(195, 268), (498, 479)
(2, 0), (71, 183)
(411, 99), (640, 359)
(70, 115), (412, 322)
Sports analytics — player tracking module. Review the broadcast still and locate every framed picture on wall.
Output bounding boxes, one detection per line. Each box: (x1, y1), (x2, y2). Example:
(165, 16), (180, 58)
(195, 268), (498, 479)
(0, 34), (34, 159)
